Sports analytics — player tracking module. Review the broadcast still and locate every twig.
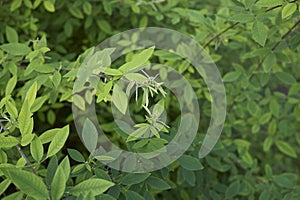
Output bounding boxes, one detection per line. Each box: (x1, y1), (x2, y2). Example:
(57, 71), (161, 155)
(203, 22), (240, 48)
(16, 144), (37, 175)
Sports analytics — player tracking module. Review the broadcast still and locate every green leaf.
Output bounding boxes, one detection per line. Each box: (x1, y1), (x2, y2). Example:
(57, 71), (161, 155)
(0, 43), (31, 56)
(146, 176), (171, 190)
(0, 136), (19, 148)
(5, 76), (17, 96)
(259, 189), (271, 200)
(25, 81), (38, 108)
(127, 126), (149, 142)
(256, 0), (282, 7)
(104, 68), (123, 76)
(2, 168), (49, 199)
(0, 179), (11, 196)
(43, 0), (55, 12)
(112, 84), (128, 114)
(124, 73), (148, 82)
(125, 190), (144, 200)
(119, 46), (155, 73)
(229, 14), (255, 23)
(18, 100), (33, 136)
(51, 165), (66, 200)
(67, 149), (85, 162)
(263, 53), (276, 73)
(39, 128), (59, 144)
(120, 173), (151, 185)
(275, 72), (296, 85)
(275, 140), (297, 158)
(46, 156), (58, 186)
(282, 3), (297, 19)
(178, 155), (204, 171)
(30, 136), (44, 162)
(82, 119), (98, 153)
(70, 178), (114, 196)
(73, 94), (85, 111)
(273, 174), (294, 189)
(52, 71), (61, 88)
(83, 1), (92, 15)
(223, 71), (241, 82)
(10, 0), (22, 11)
(60, 156), (70, 180)
(6, 100), (18, 119)
(252, 21), (268, 46)
(31, 95), (48, 113)
(263, 136), (273, 152)
(21, 133), (35, 146)
(47, 125), (69, 157)
(225, 181), (240, 199)
(6, 26), (18, 43)
(269, 98), (280, 118)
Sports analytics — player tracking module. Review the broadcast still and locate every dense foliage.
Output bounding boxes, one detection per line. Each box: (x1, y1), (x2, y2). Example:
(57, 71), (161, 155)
(0, 0), (300, 199)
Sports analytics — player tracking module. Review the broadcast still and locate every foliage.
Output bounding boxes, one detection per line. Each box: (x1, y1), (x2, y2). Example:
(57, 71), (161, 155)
(0, 0), (300, 199)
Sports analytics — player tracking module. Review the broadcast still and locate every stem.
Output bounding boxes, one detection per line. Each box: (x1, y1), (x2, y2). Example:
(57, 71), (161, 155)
(16, 144), (37, 175)
(203, 22), (240, 48)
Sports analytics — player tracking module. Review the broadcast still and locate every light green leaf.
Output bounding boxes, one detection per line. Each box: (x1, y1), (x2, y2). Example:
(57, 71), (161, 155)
(127, 126), (149, 142)
(5, 26), (18, 43)
(31, 95), (48, 113)
(256, 0), (282, 7)
(282, 3), (297, 19)
(252, 21), (268, 46)
(112, 84), (128, 114)
(275, 72), (296, 85)
(0, 179), (11, 196)
(43, 0), (55, 12)
(82, 119), (98, 153)
(21, 133), (35, 146)
(73, 94), (85, 111)
(25, 81), (38, 108)
(30, 136), (44, 162)
(47, 125), (69, 157)
(273, 174), (295, 189)
(120, 173), (151, 185)
(124, 73), (148, 82)
(10, 0), (22, 11)
(51, 165), (66, 200)
(39, 128), (59, 144)
(5, 76), (17, 96)
(2, 168), (49, 199)
(6, 100), (18, 119)
(275, 140), (297, 158)
(70, 178), (114, 196)
(104, 68), (123, 76)
(18, 100), (33, 136)
(0, 43), (31, 56)
(119, 46), (155, 73)
(0, 136), (19, 148)
(178, 155), (204, 171)
(60, 156), (70, 180)
(52, 71), (61, 88)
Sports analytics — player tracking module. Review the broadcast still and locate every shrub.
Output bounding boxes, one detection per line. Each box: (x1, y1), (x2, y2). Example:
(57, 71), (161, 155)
(0, 0), (300, 199)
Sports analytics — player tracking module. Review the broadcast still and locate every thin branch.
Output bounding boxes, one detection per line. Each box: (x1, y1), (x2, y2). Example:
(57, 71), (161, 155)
(271, 18), (300, 51)
(203, 22), (239, 48)
(16, 144), (37, 175)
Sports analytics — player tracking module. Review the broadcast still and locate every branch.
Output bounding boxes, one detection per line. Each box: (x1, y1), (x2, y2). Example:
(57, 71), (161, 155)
(16, 144), (37, 175)
(271, 18), (300, 51)
(203, 22), (239, 48)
